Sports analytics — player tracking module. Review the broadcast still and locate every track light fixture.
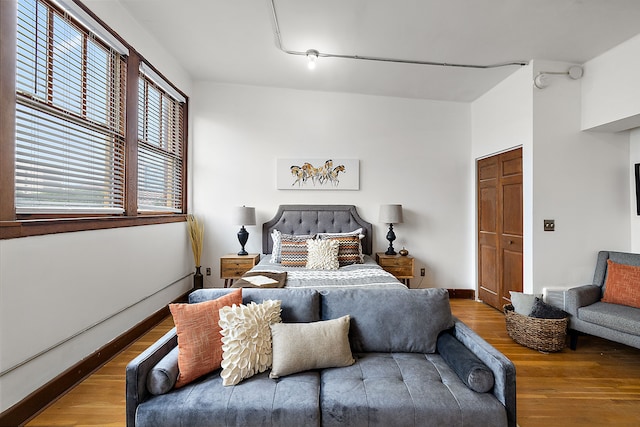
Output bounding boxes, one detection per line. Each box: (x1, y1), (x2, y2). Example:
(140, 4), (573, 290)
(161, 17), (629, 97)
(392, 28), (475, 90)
(269, 0), (528, 71)
(306, 49), (319, 70)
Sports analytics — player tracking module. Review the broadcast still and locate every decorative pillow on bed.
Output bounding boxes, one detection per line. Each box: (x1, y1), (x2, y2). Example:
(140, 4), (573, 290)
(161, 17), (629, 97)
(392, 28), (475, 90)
(270, 315), (354, 378)
(319, 234), (364, 266)
(269, 230), (282, 263)
(169, 288), (242, 388)
(280, 234), (315, 267)
(306, 238), (340, 270)
(218, 299), (282, 386)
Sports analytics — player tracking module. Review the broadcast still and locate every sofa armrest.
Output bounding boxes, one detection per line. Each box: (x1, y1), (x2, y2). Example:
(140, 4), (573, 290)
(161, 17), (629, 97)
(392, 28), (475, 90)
(451, 317), (517, 427)
(125, 327), (177, 427)
(565, 285), (601, 317)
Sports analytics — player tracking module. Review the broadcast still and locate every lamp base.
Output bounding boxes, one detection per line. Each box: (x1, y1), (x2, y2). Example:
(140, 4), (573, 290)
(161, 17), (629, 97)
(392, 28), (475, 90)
(385, 224), (397, 255)
(237, 226), (249, 256)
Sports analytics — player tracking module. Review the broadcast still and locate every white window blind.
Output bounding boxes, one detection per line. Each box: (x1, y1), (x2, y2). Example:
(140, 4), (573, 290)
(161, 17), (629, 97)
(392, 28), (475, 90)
(137, 71), (185, 213)
(15, 0), (126, 213)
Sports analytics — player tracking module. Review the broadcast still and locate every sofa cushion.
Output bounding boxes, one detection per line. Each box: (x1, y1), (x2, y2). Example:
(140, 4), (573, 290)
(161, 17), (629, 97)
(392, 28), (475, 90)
(270, 315), (354, 379)
(602, 260), (640, 309)
(437, 333), (494, 393)
(136, 370), (320, 427)
(147, 347), (179, 395)
(169, 289), (242, 388)
(219, 300), (282, 386)
(578, 302), (640, 336)
(320, 288), (454, 353)
(320, 352), (507, 427)
(189, 288), (320, 323)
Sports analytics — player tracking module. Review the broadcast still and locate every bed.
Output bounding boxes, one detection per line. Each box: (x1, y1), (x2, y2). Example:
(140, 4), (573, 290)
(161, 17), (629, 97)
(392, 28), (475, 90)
(238, 204), (407, 289)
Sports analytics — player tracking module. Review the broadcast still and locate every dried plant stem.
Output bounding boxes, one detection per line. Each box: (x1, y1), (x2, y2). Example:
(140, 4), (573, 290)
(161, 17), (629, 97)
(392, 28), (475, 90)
(186, 214), (204, 267)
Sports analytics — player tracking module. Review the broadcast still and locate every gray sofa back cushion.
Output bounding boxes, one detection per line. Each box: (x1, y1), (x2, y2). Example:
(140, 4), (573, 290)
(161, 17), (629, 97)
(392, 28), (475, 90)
(320, 288), (454, 353)
(594, 251), (640, 289)
(189, 288), (320, 322)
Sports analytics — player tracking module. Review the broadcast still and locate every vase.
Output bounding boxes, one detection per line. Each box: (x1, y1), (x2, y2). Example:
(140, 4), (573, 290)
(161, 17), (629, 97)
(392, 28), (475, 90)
(194, 266), (203, 289)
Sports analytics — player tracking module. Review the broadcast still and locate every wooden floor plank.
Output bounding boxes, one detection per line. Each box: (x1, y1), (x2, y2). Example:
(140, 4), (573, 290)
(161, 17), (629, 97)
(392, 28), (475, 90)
(26, 300), (640, 427)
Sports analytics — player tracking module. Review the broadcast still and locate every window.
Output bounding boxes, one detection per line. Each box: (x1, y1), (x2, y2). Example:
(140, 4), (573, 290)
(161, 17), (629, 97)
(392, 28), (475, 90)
(1, 0), (188, 238)
(16, 0), (127, 213)
(138, 68), (185, 213)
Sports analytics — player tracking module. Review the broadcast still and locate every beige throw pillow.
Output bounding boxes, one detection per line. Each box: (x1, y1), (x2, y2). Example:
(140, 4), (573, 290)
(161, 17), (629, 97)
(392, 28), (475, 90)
(269, 315), (354, 379)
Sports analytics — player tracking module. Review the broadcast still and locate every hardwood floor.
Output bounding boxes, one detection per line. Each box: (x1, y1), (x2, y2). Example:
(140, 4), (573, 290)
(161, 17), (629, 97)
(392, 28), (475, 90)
(26, 300), (640, 427)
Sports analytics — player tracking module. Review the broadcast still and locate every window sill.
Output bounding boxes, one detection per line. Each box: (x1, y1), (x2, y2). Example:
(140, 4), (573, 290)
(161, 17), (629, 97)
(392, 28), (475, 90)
(0, 214), (186, 239)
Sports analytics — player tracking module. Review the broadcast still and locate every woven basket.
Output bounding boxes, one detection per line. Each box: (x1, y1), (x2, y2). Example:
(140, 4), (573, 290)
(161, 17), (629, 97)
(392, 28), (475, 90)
(503, 304), (568, 352)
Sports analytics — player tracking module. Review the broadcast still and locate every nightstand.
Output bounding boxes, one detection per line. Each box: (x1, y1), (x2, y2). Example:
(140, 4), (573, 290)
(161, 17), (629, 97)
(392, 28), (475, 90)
(220, 254), (260, 288)
(376, 253), (414, 287)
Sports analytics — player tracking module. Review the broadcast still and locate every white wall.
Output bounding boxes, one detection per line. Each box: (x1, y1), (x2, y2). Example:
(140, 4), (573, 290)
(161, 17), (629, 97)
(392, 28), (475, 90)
(191, 82), (472, 290)
(531, 61), (630, 291)
(472, 60), (631, 296)
(581, 33), (640, 132)
(0, 1), (193, 413)
(471, 65), (534, 291)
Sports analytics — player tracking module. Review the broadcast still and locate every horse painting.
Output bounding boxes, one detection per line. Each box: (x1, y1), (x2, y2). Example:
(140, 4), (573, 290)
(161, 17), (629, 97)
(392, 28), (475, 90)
(289, 159), (346, 187)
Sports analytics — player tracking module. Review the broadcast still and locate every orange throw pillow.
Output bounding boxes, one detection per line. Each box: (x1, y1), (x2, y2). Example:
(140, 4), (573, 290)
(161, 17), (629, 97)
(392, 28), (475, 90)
(169, 288), (242, 388)
(602, 260), (640, 309)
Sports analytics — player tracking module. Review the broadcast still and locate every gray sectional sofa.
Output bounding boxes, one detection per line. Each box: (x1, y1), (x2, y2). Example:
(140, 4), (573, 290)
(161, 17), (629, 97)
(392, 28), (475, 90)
(126, 287), (516, 427)
(566, 250), (640, 350)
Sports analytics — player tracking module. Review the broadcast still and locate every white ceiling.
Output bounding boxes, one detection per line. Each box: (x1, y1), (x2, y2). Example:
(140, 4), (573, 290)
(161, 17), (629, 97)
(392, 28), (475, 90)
(117, 0), (640, 102)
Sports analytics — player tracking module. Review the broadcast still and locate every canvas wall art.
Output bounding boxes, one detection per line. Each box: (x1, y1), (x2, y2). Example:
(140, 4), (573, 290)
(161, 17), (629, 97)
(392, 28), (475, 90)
(277, 159), (359, 190)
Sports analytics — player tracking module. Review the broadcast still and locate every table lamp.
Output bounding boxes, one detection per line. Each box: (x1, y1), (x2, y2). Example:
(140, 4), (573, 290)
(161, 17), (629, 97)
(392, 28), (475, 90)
(379, 204), (403, 255)
(234, 206), (256, 256)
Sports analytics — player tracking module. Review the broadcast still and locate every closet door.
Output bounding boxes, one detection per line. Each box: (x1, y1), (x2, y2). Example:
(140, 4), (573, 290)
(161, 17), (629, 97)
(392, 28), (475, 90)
(477, 148), (523, 310)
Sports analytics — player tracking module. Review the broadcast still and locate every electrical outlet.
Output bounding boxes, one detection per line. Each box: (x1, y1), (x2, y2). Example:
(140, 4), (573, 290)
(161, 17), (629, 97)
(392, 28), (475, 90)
(420, 268), (425, 276)
(206, 267), (211, 276)
(544, 219), (555, 232)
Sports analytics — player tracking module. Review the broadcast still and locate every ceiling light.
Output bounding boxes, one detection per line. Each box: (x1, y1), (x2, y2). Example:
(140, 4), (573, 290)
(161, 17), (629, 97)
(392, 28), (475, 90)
(306, 49), (319, 70)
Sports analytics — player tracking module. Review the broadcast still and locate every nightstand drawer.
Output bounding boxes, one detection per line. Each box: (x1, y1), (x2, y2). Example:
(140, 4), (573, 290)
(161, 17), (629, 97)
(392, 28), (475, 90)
(376, 252), (415, 286)
(220, 254), (260, 280)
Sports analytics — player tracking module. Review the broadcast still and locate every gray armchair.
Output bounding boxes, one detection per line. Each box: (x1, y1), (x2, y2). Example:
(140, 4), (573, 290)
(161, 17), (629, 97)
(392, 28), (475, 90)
(565, 251), (640, 350)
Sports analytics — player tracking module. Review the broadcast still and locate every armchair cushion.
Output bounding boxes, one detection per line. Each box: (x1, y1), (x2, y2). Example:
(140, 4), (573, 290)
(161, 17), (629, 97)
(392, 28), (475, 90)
(565, 285), (601, 316)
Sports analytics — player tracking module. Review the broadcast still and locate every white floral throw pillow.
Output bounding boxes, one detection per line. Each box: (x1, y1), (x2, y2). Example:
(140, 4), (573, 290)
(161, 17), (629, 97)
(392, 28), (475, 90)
(306, 238), (340, 270)
(218, 299), (282, 386)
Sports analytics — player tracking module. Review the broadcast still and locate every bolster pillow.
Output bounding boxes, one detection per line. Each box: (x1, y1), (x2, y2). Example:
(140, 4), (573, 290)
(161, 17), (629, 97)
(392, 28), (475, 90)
(437, 332), (494, 393)
(146, 346), (179, 395)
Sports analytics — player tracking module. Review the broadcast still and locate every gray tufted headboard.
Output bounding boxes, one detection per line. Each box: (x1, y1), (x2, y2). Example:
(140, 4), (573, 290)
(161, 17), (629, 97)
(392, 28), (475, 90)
(262, 205), (373, 255)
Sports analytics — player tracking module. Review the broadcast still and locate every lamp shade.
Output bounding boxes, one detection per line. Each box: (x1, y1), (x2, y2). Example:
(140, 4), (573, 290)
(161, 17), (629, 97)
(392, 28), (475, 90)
(234, 206), (256, 226)
(379, 204), (403, 224)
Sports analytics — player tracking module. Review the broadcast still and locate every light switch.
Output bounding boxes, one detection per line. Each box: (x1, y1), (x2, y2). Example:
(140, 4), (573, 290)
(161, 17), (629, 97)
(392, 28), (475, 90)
(544, 219), (555, 231)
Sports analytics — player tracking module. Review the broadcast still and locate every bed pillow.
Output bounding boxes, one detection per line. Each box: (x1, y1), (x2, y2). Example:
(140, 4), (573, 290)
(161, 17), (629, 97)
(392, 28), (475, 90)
(280, 234), (315, 267)
(602, 260), (640, 309)
(269, 230), (282, 263)
(169, 288), (242, 388)
(437, 332), (494, 393)
(306, 238), (340, 270)
(270, 315), (354, 378)
(317, 228), (364, 266)
(218, 299), (282, 386)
